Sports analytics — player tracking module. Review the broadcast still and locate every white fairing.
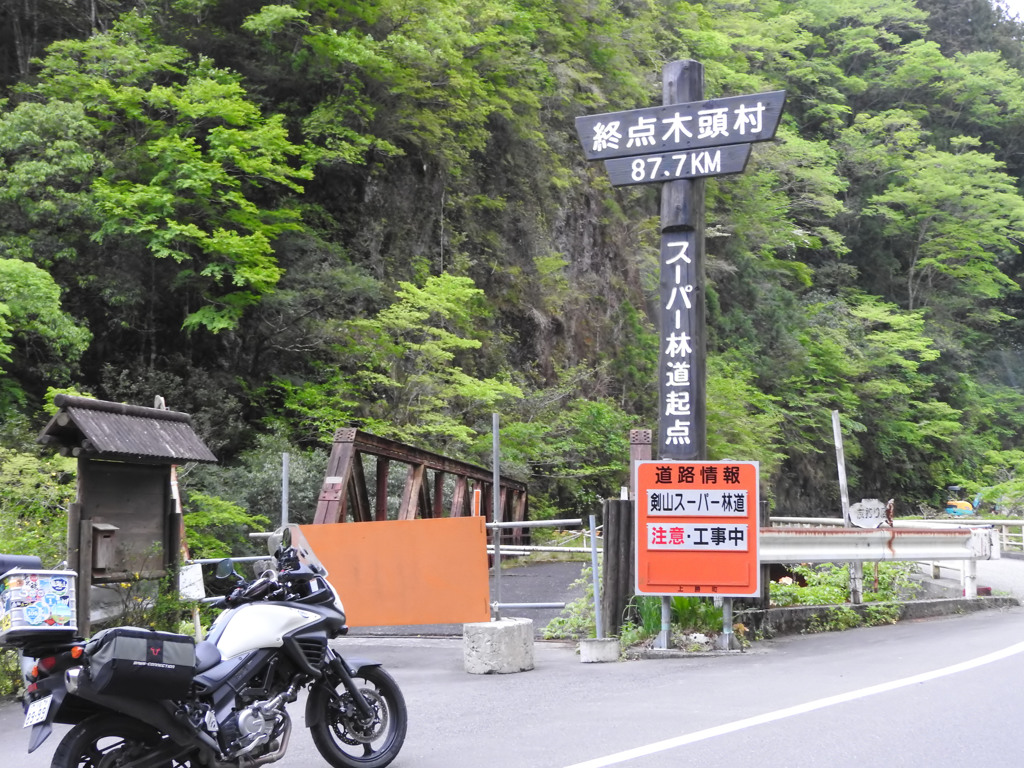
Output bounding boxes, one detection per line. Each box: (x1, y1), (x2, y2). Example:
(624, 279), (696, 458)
(214, 604), (321, 659)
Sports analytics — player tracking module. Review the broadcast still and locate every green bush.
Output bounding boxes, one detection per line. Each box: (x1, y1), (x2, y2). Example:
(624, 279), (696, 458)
(770, 562), (917, 608)
(771, 562), (914, 633)
(542, 567), (595, 640)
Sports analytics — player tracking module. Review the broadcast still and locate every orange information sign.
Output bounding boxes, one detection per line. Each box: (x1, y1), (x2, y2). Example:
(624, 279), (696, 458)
(635, 460), (760, 597)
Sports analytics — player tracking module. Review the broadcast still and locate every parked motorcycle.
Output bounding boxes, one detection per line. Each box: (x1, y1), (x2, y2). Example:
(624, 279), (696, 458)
(5, 528), (408, 768)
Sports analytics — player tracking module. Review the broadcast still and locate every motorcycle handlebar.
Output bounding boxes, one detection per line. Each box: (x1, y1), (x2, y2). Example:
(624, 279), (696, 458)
(203, 547), (318, 608)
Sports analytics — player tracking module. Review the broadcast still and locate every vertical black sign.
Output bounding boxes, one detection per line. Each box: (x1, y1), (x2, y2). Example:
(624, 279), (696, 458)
(657, 230), (705, 459)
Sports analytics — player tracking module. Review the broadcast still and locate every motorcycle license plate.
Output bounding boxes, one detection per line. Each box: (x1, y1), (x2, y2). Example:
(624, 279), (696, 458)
(23, 695), (51, 728)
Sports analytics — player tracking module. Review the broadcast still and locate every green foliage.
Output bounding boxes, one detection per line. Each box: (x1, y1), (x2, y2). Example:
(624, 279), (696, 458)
(861, 131), (1024, 315)
(614, 594), (724, 650)
(279, 272), (523, 456)
(671, 596), (724, 633)
(185, 430), (329, 527)
(542, 570), (726, 645)
(182, 492), (270, 559)
(706, 351), (785, 477)
(771, 563), (848, 607)
(0, 259), (91, 408)
(542, 567), (596, 640)
(633, 595), (663, 636)
(806, 605), (863, 633)
(0, 647), (24, 697)
(770, 561), (908, 633)
(0, 449), (74, 567)
(4, 0), (1024, 530)
(2, 12), (311, 335)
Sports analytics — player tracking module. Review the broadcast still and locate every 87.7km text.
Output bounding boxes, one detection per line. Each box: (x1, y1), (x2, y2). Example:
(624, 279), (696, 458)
(602, 144), (751, 187)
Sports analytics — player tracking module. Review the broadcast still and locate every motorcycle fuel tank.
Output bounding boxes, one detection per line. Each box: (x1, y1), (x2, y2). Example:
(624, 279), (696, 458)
(213, 604), (322, 659)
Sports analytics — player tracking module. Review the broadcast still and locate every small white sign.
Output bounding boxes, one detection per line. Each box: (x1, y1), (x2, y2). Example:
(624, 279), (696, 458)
(178, 563), (206, 600)
(849, 499), (888, 529)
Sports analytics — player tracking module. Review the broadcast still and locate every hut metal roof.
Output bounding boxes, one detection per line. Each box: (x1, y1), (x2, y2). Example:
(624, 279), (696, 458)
(38, 395), (217, 464)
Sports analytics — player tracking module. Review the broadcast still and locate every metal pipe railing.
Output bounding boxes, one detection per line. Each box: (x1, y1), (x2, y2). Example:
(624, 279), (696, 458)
(488, 518), (597, 614)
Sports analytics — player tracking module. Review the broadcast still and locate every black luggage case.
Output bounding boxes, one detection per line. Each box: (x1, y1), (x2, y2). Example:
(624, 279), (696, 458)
(87, 626), (196, 698)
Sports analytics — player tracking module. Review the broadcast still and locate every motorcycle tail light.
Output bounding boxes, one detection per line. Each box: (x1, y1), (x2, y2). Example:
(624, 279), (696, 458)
(32, 646), (85, 679)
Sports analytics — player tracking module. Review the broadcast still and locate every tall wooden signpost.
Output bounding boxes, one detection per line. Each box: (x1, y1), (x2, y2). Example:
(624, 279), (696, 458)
(576, 60), (785, 647)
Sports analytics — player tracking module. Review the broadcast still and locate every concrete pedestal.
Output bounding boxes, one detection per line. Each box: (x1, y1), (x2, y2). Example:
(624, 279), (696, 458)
(463, 617), (534, 674)
(579, 637), (620, 663)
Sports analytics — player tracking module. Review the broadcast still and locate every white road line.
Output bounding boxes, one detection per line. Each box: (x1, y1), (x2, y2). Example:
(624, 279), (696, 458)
(562, 640), (1024, 768)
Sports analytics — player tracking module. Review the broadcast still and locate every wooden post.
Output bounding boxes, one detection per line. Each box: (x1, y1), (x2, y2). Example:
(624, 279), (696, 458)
(658, 60), (707, 461)
(375, 458), (390, 521)
(629, 429), (652, 499)
(656, 60), (706, 647)
(601, 498), (636, 638)
(602, 499), (619, 638)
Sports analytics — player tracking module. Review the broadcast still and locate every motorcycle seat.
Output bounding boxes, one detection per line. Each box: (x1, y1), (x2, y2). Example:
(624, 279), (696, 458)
(195, 640), (222, 674)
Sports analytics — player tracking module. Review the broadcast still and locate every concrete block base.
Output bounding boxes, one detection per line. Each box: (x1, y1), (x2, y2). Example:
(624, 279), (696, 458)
(579, 637), (620, 663)
(714, 631), (742, 651)
(463, 618), (534, 674)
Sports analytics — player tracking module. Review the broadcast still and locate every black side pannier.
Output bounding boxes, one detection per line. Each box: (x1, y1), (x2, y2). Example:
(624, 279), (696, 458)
(87, 627), (196, 699)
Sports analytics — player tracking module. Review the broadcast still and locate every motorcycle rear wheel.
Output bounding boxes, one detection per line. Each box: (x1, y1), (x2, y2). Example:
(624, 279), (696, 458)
(309, 666), (408, 768)
(51, 713), (194, 768)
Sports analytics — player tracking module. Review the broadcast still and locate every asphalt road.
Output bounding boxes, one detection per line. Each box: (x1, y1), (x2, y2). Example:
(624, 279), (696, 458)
(6, 557), (1024, 767)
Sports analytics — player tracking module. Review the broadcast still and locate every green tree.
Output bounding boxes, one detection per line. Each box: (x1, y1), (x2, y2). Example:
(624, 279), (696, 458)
(863, 135), (1023, 320)
(3, 12), (311, 335)
(0, 449), (74, 566)
(0, 259), (91, 408)
(278, 273), (522, 454)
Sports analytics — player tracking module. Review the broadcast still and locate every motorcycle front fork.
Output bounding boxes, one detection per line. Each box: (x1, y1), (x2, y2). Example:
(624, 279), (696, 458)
(326, 653), (376, 721)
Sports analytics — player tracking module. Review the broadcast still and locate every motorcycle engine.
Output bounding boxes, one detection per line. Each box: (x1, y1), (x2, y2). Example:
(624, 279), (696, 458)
(221, 700), (287, 757)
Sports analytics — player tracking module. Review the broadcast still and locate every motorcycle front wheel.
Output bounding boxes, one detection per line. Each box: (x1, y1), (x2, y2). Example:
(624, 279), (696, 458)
(51, 713), (194, 768)
(308, 665), (408, 768)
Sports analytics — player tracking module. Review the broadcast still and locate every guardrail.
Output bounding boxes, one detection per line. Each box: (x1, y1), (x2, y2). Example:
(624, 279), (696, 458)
(762, 526), (996, 562)
(770, 516), (1024, 552)
(766, 517), (1001, 598)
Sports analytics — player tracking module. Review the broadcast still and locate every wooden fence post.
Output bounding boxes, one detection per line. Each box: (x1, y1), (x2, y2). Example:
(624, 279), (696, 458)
(601, 498), (635, 637)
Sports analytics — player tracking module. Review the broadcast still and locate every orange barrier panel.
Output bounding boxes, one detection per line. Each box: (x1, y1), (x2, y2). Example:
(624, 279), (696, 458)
(297, 517), (490, 627)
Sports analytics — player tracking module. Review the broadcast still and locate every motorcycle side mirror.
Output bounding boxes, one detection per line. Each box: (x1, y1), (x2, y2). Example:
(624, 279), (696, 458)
(214, 559), (238, 582)
(268, 527), (291, 556)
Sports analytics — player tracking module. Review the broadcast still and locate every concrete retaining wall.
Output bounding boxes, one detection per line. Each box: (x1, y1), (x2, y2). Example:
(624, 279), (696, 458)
(738, 595), (1019, 638)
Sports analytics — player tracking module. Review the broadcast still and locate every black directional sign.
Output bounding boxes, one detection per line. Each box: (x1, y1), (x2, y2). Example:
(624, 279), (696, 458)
(604, 144), (751, 187)
(575, 90), (785, 162)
